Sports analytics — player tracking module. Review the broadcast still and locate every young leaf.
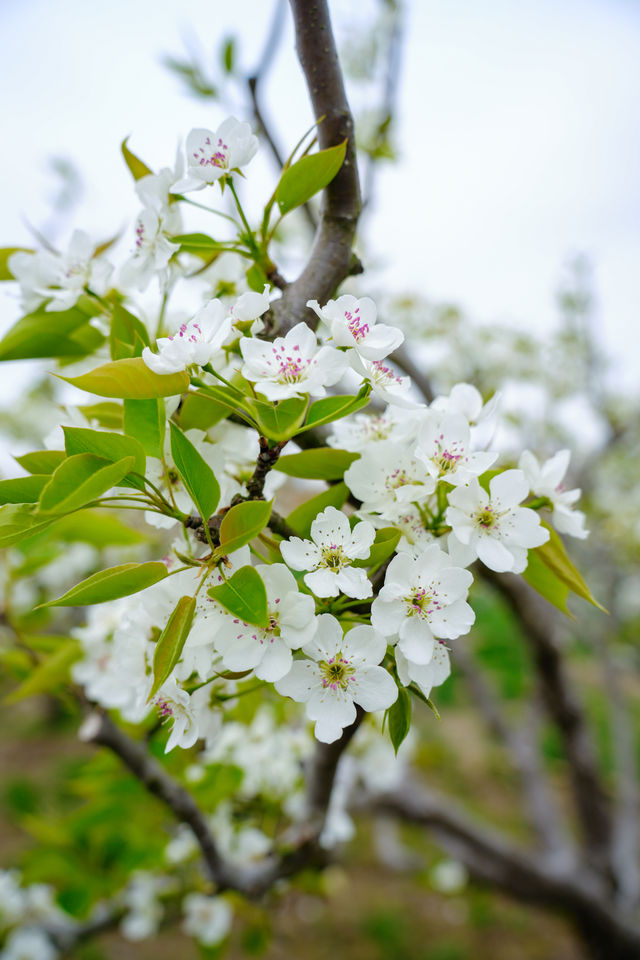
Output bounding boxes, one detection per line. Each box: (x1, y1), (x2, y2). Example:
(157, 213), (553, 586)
(534, 523), (606, 612)
(38, 454), (135, 515)
(353, 527), (400, 570)
(216, 500), (273, 557)
(121, 137), (153, 180)
(124, 399), (165, 459)
(246, 262), (269, 293)
(301, 389), (371, 432)
(252, 397), (307, 442)
(149, 596), (196, 700)
(59, 357), (190, 399)
(169, 422), (220, 520)
(0, 304), (97, 361)
(274, 448), (359, 480)
(14, 450), (65, 475)
(0, 247), (33, 281)
(77, 402), (124, 430)
(276, 140), (347, 215)
(207, 566), (269, 628)
(44, 561), (169, 607)
(387, 686), (411, 755)
(171, 233), (226, 255)
(178, 391), (232, 431)
(5, 639), (82, 704)
(0, 504), (56, 547)
(63, 426), (146, 478)
(523, 548), (573, 617)
(46, 510), (146, 547)
(0, 475), (49, 505)
(285, 482), (348, 538)
(109, 303), (150, 359)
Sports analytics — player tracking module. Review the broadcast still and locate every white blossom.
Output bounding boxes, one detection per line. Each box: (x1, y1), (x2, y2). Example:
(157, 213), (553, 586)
(280, 506), (375, 598)
(1, 927), (58, 960)
(240, 322), (348, 400)
(328, 407), (421, 452)
(352, 356), (418, 407)
(307, 294), (404, 360)
(207, 564), (317, 681)
(275, 615), (397, 743)
(142, 299), (232, 374)
(431, 382), (500, 426)
(9, 230), (112, 313)
(174, 118), (258, 192)
(519, 449), (588, 539)
(120, 873), (165, 942)
(415, 411), (497, 486)
(344, 442), (436, 519)
(182, 894), (232, 947)
(371, 547), (474, 665)
(120, 207), (180, 292)
(230, 284), (271, 333)
(395, 643), (451, 699)
(446, 470), (549, 573)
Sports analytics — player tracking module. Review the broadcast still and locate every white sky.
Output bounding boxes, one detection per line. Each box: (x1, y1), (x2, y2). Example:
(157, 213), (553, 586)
(1, 0), (639, 392)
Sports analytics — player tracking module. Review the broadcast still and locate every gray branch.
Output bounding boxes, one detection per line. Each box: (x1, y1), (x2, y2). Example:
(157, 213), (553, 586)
(269, 0), (362, 335)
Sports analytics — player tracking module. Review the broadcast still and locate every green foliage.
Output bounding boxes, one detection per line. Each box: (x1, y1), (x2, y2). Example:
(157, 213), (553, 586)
(208, 565), (269, 628)
(301, 387), (371, 432)
(149, 595), (197, 699)
(387, 686), (411, 754)
(60, 357), (190, 399)
(121, 137), (153, 180)
(353, 527), (401, 570)
(14, 450), (66, 474)
(252, 396), (308, 442)
(286, 482), (349, 538)
(0, 474), (49, 504)
(523, 549), (572, 617)
(216, 499), (273, 557)
(63, 425), (146, 485)
(172, 232), (227, 255)
(528, 523), (606, 613)
(44, 561), (169, 607)
(38, 454), (135, 514)
(169, 421), (220, 520)
(276, 140), (347, 215)
(178, 390), (232, 431)
(0, 246), (33, 280)
(5, 638), (81, 703)
(0, 303), (102, 361)
(109, 302), (150, 359)
(123, 398), (165, 459)
(274, 448), (359, 480)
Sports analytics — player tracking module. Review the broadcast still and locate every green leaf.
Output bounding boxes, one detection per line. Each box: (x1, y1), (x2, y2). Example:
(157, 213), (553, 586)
(169, 422), (220, 520)
(178, 391), (232, 431)
(216, 500), (272, 557)
(38, 454), (135, 515)
(77, 402), (124, 431)
(353, 526), (400, 570)
(533, 523), (606, 612)
(5, 639), (82, 704)
(60, 357), (190, 399)
(44, 561), (169, 607)
(276, 140), (347, 215)
(246, 262), (268, 293)
(407, 683), (441, 718)
(301, 388), (371, 432)
(274, 448), (359, 480)
(285, 482), (348, 538)
(0, 475), (49, 505)
(207, 565), (268, 628)
(523, 548), (573, 617)
(63, 426), (146, 480)
(109, 303), (150, 360)
(14, 450), (65, 475)
(121, 137), (153, 180)
(149, 596), (196, 700)
(0, 247), (33, 281)
(252, 397), (307, 442)
(0, 304), (98, 361)
(0, 504), (56, 547)
(387, 687), (411, 755)
(171, 233), (226, 256)
(124, 399), (165, 459)
(221, 35), (235, 74)
(46, 510), (146, 547)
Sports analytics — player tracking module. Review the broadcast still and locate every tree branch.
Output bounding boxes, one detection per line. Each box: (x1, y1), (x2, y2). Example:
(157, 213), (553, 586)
(269, 0), (362, 335)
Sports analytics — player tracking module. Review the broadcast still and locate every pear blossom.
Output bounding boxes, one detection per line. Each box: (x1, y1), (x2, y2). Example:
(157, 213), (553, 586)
(154, 679), (199, 753)
(431, 383), (500, 426)
(142, 299), (232, 374)
(1, 927), (58, 960)
(9, 230), (112, 313)
(120, 873), (165, 942)
(307, 294), (404, 360)
(174, 118), (259, 192)
(240, 322), (348, 400)
(415, 412), (497, 486)
(344, 441), (436, 519)
(281, 506), (375, 598)
(371, 547), (474, 665)
(182, 894), (232, 946)
(395, 643), (451, 699)
(207, 564), (317, 681)
(446, 470), (549, 573)
(230, 284), (271, 332)
(120, 207), (180, 291)
(328, 407), (421, 451)
(519, 449), (588, 539)
(275, 615), (397, 743)
(349, 355), (418, 407)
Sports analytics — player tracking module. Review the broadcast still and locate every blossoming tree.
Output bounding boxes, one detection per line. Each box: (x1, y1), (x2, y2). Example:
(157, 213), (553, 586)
(0, 3), (638, 959)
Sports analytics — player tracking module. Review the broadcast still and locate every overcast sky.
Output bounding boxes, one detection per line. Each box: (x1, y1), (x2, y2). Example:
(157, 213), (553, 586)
(1, 0), (639, 394)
